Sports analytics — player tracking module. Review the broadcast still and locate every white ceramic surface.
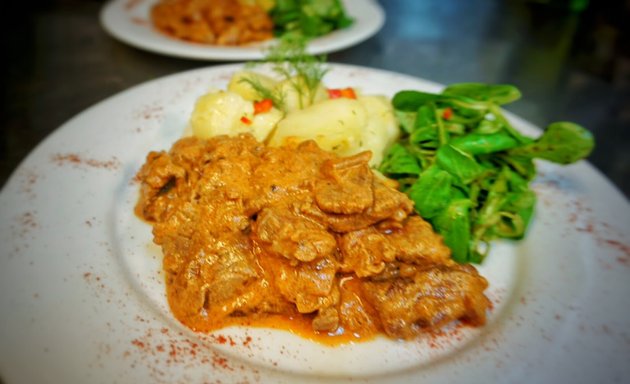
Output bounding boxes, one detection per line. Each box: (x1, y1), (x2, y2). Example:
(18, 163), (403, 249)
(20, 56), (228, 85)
(99, 0), (385, 60)
(1, 64), (629, 384)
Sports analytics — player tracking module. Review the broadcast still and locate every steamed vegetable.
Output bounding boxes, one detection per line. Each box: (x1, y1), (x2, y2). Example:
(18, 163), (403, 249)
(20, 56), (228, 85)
(190, 90), (283, 141)
(380, 84), (594, 263)
(268, 97), (366, 154)
(189, 36), (398, 166)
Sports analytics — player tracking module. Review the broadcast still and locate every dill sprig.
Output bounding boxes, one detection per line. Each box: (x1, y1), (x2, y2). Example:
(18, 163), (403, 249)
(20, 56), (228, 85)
(243, 35), (328, 113)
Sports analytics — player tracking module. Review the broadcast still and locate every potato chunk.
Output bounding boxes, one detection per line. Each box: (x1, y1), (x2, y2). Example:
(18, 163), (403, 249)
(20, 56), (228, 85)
(268, 98), (366, 156)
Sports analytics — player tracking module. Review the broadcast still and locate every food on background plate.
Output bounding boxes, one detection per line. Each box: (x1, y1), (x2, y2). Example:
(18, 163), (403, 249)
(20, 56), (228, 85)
(135, 134), (490, 341)
(150, 0), (353, 46)
(151, 0), (274, 45)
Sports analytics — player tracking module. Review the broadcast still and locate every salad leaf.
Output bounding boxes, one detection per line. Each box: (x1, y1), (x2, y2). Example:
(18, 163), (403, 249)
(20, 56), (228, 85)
(410, 105), (439, 144)
(395, 110), (417, 134)
(381, 82), (595, 263)
(436, 145), (485, 185)
(433, 198), (473, 263)
(450, 132), (518, 155)
(508, 121), (595, 164)
(408, 165), (452, 219)
(379, 143), (421, 176)
(442, 83), (522, 105)
(392, 90), (447, 112)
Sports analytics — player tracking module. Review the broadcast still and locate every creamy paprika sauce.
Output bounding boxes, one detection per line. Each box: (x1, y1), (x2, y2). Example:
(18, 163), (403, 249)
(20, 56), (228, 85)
(135, 134), (490, 344)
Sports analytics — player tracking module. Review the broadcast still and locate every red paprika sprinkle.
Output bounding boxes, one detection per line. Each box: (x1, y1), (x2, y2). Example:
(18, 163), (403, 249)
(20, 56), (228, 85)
(240, 116), (252, 125)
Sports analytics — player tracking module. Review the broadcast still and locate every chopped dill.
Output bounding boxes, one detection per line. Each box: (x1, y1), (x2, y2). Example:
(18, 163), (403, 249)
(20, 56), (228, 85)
(243, 35), (328, 113)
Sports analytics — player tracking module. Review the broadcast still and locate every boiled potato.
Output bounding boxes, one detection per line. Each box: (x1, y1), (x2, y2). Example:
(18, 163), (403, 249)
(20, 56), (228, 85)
(250, 106), (283, 141)
(268, 98), (367, 156)
(227, 70), (278, 101)
(356, 95), (400, 166)
(191, 71), (398, 168)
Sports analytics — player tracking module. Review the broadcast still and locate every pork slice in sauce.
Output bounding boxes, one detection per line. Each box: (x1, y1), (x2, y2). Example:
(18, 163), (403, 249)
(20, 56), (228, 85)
(361, 263), (490, 339)
(245, 140), (333, 215)
(300, 180), (414, 234)
(257, 249), (339, 314)
(135, 151), (187, 222)
(386, 216), (452, 264)
(339, 227), (396, 277)
(314, 151), (374, 215)
(163, 232), (258, 321)
(253, 201), (336, 262)
(135, 134), (491, 341)
(337, 277), (380, 336)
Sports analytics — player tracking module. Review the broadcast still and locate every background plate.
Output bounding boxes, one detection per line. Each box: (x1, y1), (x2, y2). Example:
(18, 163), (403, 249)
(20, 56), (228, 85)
(100, 0), (385, 61)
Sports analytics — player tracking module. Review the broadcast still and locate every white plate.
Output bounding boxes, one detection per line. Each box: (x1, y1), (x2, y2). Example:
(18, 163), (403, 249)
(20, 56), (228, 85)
(99, 0), (385, 61)
(1, 64), (629, 384)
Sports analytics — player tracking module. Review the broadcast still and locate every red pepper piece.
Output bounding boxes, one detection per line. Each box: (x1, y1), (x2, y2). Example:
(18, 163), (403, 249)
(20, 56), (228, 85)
(328, 87), (357, 99)
(253, 98), (273, 114)
(442, 107), (453, 120)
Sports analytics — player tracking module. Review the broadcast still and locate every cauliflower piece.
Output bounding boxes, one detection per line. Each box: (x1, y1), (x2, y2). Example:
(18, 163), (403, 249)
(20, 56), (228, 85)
(190, 90), (280, 142)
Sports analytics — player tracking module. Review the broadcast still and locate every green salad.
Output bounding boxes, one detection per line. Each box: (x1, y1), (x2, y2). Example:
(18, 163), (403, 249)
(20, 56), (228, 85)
(379, 85), (594, 263)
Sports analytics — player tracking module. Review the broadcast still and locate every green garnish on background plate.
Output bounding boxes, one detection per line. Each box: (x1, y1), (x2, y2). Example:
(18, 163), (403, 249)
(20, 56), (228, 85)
(270, 0), (354, 39)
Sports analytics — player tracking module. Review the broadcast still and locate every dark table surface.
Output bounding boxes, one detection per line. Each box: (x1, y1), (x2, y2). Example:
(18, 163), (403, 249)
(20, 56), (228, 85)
(1, 0), (629, 199)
